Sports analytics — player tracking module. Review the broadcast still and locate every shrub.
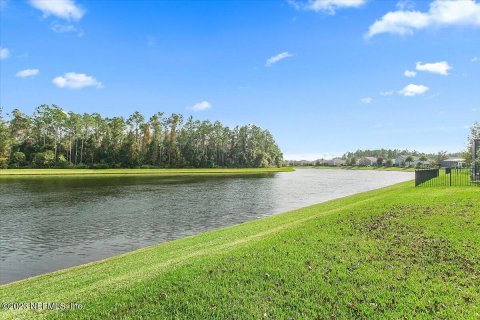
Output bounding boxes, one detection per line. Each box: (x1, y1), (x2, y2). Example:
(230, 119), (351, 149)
(12, 152), (26, 166)
(90, 163), (110, 169)
(0, 157), (8, 169)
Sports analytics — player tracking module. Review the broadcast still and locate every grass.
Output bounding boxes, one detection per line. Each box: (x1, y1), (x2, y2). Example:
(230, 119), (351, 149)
(297, 166), (416, 172)
(0, 167), (292, 177)
(417, 168), (476, 187)
(1, 182), (479, 319)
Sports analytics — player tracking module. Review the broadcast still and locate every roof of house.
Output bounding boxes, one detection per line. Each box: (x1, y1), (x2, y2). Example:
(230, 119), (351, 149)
(396, 155), (419, 160)
(442, 158), (466, 162)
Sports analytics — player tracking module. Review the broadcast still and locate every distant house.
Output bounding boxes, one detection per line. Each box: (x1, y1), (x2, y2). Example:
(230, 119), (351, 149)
(441, 158), (466, 168)
(284, 160), (314, 166)
(385, 159), (395, 167)
(333, 158), (346, 166)
(395, 155), (419, 167)
(303, 160), (315, 166)
(358, 157), (377, 166)
(322, 159), (334, 166)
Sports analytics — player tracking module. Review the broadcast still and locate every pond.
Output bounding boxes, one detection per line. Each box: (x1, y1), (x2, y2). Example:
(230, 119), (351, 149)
(0, 169), (413, 284)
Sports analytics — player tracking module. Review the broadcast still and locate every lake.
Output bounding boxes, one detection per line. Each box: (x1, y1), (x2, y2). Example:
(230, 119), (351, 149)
(0, 169), (413, 284)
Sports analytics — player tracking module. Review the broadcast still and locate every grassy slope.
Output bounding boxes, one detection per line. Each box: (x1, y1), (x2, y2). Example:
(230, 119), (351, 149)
(304, 166), (416, 172)
(1, 182), (479, 319)
(0, 167), (292, 176)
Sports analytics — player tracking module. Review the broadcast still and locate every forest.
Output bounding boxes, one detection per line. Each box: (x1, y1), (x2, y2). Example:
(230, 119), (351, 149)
(0, 105), (283, 169)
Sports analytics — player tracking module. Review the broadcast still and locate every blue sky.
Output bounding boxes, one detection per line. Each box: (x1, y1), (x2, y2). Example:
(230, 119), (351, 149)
(0, 0), (479, 160)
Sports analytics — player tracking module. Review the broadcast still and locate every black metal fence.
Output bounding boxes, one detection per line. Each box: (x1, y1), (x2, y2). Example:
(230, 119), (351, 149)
(415, 166), (480, 187)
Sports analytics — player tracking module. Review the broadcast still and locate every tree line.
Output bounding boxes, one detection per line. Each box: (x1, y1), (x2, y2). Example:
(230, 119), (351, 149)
(341, 148), (465, 167)
(343, 149), (442, 161)
(0, 105), (283, 169)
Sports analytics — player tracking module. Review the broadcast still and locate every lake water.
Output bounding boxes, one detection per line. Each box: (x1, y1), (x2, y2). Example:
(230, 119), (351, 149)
(0, 169), (413, 284)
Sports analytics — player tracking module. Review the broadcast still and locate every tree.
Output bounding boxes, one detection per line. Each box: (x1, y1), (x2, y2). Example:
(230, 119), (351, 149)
(405, 156), (414, 167)
(376, 157), (383, 167)
(464, 122), (480, 164)
(0, 105), (284, 169)
(33, 150), (55, 168)
(0, 106), (11, 168)
(11, 151), (26, 167)
(435, 151), (448, 166)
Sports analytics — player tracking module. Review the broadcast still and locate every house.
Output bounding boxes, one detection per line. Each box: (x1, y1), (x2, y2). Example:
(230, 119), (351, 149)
(322, 159), (334, 166)
(316, 158), (345, 166)
(358, 157), (377, 166)
(284, 160), (314, 166)
(384, 159), (395, 167)
(441, 158), (466, 168)
(395, 155), (419, 167)
(332, 158), (346, 166)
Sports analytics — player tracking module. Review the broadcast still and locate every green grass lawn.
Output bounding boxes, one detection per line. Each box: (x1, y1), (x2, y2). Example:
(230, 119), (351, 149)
(417, 169), (475, 187)
(0, 167), (292, 177)
(298, 166), (416, 172)
(1, 182), (479, 319)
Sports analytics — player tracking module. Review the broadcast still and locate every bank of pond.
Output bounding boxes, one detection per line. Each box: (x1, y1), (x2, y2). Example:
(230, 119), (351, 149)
(2, 170), (478, 319)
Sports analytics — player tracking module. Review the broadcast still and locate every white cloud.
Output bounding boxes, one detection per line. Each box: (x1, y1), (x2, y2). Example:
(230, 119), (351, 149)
(51, 23), (83, 36)
(265, 52), (294, 67)
(367, 0), (480, 38)
(307, 0), (366, 14)
(367, 11), (430, 37)
(360, 97), (372, 104)
(396, 0), (415, 11)
(416, 61), (451, 75)
(380, 90), (394, 96)
(398, 84), (429, 96)
(289, 0), (366, 14)
(404, 70), (416, 77)
(29, 0), (84, 21)
(0, 47), (10, 59)
(52, 72), (103, 89)
(15, 69), (39, 78)
(190, 101), (211, 111)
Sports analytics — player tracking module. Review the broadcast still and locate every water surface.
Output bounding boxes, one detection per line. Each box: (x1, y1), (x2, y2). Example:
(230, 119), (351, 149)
(0, 169), (413, 284)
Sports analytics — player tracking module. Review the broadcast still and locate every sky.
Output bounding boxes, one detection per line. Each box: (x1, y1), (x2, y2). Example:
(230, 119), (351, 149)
(0, 0), (479, 160)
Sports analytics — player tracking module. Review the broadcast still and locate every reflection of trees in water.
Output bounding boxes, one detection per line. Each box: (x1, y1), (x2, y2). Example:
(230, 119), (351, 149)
(1, 170), (413, 284)
(0, 174), (277, 282)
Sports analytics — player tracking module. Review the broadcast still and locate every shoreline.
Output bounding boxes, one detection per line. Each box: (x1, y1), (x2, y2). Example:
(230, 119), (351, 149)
(1, 181), (408, 287)
(1, 181), (478, 319)
(292, 166), (416, 172)
(0, 167), (293, 177)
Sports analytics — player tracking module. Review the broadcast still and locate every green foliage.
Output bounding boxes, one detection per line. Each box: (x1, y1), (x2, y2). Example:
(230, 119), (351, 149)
(0, 167), (293, 176)
(1, 106), (283, 169)
(464, 122), (480, 164)
(1, 183), (479, 319)
(9, 152), (26, 168)
(405, 156), (414, 167)
(33, 150), (55, 168)
(0, 107), (11, 167)
(343, 149), (461, 163)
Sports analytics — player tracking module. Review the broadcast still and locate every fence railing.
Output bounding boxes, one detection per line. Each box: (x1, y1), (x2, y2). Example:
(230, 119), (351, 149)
(415, 166), (480, 187)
